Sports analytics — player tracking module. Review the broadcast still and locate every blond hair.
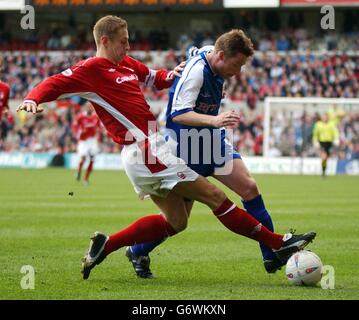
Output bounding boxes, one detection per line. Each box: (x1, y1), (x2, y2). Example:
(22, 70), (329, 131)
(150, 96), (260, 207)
(215, 29), (254, 58)
(93, 15), (127, 47)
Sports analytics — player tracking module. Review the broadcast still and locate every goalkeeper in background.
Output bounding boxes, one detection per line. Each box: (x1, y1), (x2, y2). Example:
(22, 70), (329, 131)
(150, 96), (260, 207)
(312, 113), (340, 177)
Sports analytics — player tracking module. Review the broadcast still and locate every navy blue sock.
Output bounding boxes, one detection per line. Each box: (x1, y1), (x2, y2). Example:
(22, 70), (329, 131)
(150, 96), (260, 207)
(242, 194), (276, 261)
(131, 238), (166, 256)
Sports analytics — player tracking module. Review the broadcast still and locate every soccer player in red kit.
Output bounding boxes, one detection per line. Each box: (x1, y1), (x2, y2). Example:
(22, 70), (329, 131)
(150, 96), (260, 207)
(0, 80), (10, 120)
(17, 15), (316, 280)
(73, 102), (100, 185)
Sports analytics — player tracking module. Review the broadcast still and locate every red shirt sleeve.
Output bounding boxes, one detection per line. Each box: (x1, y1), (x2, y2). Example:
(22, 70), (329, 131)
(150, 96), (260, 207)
(3, 84), (9, 107)
(126, 56), (173, 90)
(153, 69), (174, 90)
(0, 83), (10, 119)
(25, 59), (96, 105)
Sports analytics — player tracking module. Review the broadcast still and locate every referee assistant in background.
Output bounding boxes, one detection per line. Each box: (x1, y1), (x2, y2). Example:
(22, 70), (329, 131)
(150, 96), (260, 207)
(312, 113), (340, 177)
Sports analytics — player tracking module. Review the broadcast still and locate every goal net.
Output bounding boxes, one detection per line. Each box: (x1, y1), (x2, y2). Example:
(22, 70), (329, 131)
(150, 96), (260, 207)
(261, 97), (359, 175)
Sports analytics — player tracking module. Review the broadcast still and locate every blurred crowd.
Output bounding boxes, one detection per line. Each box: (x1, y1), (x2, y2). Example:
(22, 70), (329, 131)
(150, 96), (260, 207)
(0, 103), (122, 154)
(227, 52), (359, 105)
(229, 106), (359, 160)
(2, 49), (359, 102)
(1, 23), (359, 52)
(0, 32), (358, 158)
(1, 97), (358, 160)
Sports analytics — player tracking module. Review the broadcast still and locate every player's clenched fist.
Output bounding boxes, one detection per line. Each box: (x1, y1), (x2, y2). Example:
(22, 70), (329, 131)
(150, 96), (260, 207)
(16, 100), (44, 114)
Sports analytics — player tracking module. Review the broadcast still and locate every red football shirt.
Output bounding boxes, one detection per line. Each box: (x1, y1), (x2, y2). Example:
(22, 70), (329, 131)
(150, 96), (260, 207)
(74, 113), (100, 141)
(25, 55), (173, 145)
(0, 81), (10, 119)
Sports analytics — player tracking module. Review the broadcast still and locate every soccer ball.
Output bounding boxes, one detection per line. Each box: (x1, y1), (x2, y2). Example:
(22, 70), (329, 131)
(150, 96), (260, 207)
(285, 250), (323, 286)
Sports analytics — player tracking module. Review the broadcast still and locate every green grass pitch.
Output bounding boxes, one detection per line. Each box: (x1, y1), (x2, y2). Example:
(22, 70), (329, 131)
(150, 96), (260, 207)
(1, 168), (358, 300)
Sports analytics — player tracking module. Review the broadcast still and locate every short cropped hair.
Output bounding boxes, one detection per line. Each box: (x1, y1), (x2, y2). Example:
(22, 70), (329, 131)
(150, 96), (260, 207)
(93, 15), (127, 47)
(214, 29), (254, 58)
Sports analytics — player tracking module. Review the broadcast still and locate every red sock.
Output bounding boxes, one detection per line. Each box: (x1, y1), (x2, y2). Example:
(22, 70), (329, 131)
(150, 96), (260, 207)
(104, 214), (177, 255)
(213, 198), (284, 250)
(85, 160), (94, 181)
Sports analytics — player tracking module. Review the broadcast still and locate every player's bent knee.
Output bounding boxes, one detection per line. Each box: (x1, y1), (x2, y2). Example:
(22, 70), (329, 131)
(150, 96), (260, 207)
(213, 187), (226, 200)
(240, 178), (259, 200)
(208, 186), (226, 206)
(170, 218), (188, 233)
(176, 220), (188, 233)
(247, 178), (259, 194)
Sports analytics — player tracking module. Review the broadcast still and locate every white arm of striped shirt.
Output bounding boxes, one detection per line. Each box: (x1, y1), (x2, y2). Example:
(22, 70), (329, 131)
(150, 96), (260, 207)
(171, 60), (204, 119)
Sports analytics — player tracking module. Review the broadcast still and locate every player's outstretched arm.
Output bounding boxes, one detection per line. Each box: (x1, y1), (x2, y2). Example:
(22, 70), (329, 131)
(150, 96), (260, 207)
(17, 59), (96, 115)
(131, 55), (185, 90)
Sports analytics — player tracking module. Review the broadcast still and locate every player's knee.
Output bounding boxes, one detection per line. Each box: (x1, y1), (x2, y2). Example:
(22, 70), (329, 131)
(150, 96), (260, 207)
(207, 185), (226, 208)
(176, 220), (188, 233)
(247, 178), (259, 194)
(171, 217), (188, 233)
(213, 187), (226, 202)
(241, 178), (259, 200)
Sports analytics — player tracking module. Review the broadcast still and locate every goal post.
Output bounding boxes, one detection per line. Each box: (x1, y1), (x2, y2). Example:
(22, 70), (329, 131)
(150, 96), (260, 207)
(263, 97), (359, 158)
